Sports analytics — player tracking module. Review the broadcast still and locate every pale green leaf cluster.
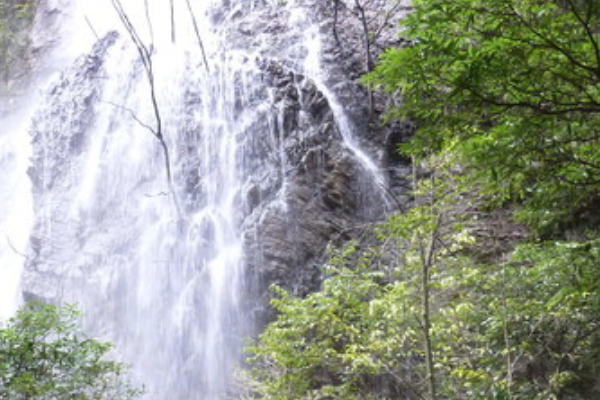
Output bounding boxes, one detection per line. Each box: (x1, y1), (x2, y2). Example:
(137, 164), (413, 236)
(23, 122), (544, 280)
(246, 156), (600, 399)
(0, 301), (141, 400)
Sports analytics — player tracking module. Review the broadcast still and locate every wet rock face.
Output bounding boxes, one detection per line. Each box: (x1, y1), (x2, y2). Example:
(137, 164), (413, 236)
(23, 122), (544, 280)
(23, 0), (413, 304)
(214, 0), (413, 294)
(25, 32), (118, 301)
(29, 32), (118, 185)
(240, 59), (363, 294)
(15, 2), (414, 396)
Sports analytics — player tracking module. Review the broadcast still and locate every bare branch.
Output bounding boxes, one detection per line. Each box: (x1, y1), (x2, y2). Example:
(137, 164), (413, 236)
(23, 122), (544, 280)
(184, 0), (210, 72)
(144, 192), (170, 198)
(170, 0), (176, 43)
(143, 0), (154, 45)
(84, 14), (100, 41)
(111, 0), (182, 217)
(103, 101), (157, 136)
(353, 0), (374, 112)
(332, 0), (342, 47)
(5, 236), (27, 259)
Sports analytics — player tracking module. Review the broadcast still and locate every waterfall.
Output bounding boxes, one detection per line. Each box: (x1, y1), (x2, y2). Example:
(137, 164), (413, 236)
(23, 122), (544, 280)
(1, 0), (392, 398)
(0, 108), (33, 320)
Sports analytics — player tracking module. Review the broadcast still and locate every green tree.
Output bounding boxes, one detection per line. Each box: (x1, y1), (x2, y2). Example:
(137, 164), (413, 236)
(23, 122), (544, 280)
(246, 157), (600, 399)
(245, 160), (476, 400)
(246, 224), (600, 400)
(0, 301), (141, 400)
(366, 0), (600, 234)
(246, 1), (600, 398)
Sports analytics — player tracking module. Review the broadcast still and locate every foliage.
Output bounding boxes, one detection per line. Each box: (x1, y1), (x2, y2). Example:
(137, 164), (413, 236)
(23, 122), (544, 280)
(247, 249), (416, 400)
(0, 0), (36, 89)
(246, 156), (600, 399)
(246, 1), (600, 399)
(0, 301), (141, 400)
(365, 0), (600, 235)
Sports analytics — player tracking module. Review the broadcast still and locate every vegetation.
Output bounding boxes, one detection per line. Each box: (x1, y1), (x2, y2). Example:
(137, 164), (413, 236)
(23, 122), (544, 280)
(0, 301), (141, 400)
(245, 0), (600, 399)
(366, 0), (600, 236)
(247, 160), (600, 399)
(0, 0), (36, 90)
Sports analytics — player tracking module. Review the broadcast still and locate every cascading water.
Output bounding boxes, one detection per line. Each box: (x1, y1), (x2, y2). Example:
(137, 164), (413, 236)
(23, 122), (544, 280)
(294, 9), (391, 215)
(0, 108), (33, 320)
(1, 0), (394, 399)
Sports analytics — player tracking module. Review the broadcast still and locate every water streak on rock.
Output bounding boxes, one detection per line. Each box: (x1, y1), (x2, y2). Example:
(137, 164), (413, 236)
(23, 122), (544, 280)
(1, 0), (399, 398)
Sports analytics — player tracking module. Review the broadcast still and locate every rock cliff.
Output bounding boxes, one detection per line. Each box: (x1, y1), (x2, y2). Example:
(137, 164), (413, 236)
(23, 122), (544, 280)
(18, 0), (412, 397)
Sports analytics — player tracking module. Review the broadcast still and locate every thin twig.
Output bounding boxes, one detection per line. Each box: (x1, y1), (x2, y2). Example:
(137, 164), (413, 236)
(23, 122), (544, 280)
(144, 0), (154, 45)
(6, 236), (27, 259)
(84, 14), (100, 41)
(103, 101), (156, 135)
(184, 0), (210, 73)
(111, 0), (182, 218)
(170, 0), (176, 43)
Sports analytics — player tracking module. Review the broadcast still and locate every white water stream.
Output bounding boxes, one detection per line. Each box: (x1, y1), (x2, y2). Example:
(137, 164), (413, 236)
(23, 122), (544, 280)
(0, 109), (33, 320)
(0, 1), (390, 398)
